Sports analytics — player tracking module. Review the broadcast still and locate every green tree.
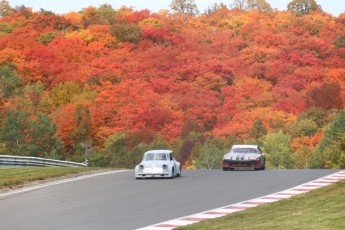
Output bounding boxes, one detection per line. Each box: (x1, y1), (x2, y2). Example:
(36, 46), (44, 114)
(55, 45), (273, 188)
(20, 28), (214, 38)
(27, 113), (62, 157)
(41, 82), (96, 110)
(291, 119), (318, 137)
(0, 22), (13, 35)
(0, 65), (22, 104)
(310, 109), (345, 168)
(230, 0), (272, 12)
(335, 36), (345, 48)
(110, 23), (142, 43)
(287, 0), (321, 16)
(224, 135), (241, 149)
(170, 0), (199, 15)
(319, 109), (345, 151)
(70, 104), (93, 159)
(87, 152), (111, 167)
(298, 107), (328, 128)
(97, 4), (117, 25)
(81, 4), (117, 28)
(323, 136), (345, 169)
(194, 138), (225, 169)
(246, 0), (273, 12)
(104, 132), (129, 168)
(51, 82), (82, 107)
(180, 118), (204, 139)
(38, 32), (57, 45)
(21, 82), (45, 109)
(0, 109), (62, 157)
(262, 130), (294, 169)
(71, 104), (92, 144)
(250, 119), (267, 140)
(0, 110), (29, 155)
(293, 146), (314, 169)
(103, 132), (170, 168)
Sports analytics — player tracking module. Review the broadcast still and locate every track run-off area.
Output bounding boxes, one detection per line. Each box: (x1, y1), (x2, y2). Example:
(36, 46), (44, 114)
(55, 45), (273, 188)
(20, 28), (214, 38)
(0, 169), (344, 230)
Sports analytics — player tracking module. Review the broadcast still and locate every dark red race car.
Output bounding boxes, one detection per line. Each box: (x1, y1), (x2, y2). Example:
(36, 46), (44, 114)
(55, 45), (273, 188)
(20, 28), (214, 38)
(223, 145), (266, 171)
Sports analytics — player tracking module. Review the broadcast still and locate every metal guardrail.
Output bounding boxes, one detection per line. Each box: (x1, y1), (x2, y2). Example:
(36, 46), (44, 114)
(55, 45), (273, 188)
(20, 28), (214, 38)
(0, 155), (88, 167)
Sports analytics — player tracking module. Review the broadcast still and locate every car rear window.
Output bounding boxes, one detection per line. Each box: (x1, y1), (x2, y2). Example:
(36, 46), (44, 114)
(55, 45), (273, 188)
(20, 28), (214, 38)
(144, 153), (167, 161)
(155, 153), (167, 160)
(231, 148), (257, 154)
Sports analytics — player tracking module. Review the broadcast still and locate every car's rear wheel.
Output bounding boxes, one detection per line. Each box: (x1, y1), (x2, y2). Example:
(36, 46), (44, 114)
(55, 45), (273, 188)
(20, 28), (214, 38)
(223, 167), (229, 171)
(170, 167), (175, 179)
(176, 166), (181, 177)
(261, 161), (266, 170)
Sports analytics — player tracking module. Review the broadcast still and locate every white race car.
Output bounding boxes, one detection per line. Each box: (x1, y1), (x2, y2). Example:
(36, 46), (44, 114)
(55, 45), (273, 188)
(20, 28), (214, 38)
(135, 150), (181, 179)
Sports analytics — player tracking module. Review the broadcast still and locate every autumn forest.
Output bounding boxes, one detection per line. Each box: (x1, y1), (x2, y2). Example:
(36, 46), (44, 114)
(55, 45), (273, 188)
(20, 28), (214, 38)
(1, 0), (345, 169)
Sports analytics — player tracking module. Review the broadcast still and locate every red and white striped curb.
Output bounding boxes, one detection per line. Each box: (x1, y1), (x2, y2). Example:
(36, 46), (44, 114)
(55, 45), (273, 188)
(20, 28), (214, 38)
(137, 170), (345, 230)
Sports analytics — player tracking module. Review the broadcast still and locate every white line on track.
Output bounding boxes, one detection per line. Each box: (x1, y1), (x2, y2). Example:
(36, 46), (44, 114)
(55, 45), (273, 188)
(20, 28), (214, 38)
(137, 170), (345, 230)
(0, 170), (130, 198)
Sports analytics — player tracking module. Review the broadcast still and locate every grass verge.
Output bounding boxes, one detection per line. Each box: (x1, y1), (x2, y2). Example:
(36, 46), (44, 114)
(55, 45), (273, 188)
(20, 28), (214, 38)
(0, 167), (106, 190)
(177, 180), (345, 230)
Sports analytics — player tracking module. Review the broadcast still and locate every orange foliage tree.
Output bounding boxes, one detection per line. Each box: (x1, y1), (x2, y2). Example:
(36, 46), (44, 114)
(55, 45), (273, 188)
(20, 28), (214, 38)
(0, 4), (345, 168)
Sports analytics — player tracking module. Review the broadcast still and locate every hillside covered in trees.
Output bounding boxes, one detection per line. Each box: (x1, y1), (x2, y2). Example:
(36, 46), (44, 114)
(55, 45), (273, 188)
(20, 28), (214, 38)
(1, 0), (345, 169)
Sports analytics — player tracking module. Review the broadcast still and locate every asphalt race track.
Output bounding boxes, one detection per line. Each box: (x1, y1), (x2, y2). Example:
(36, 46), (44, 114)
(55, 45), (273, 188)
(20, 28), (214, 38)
(0, 169), (341, 230)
